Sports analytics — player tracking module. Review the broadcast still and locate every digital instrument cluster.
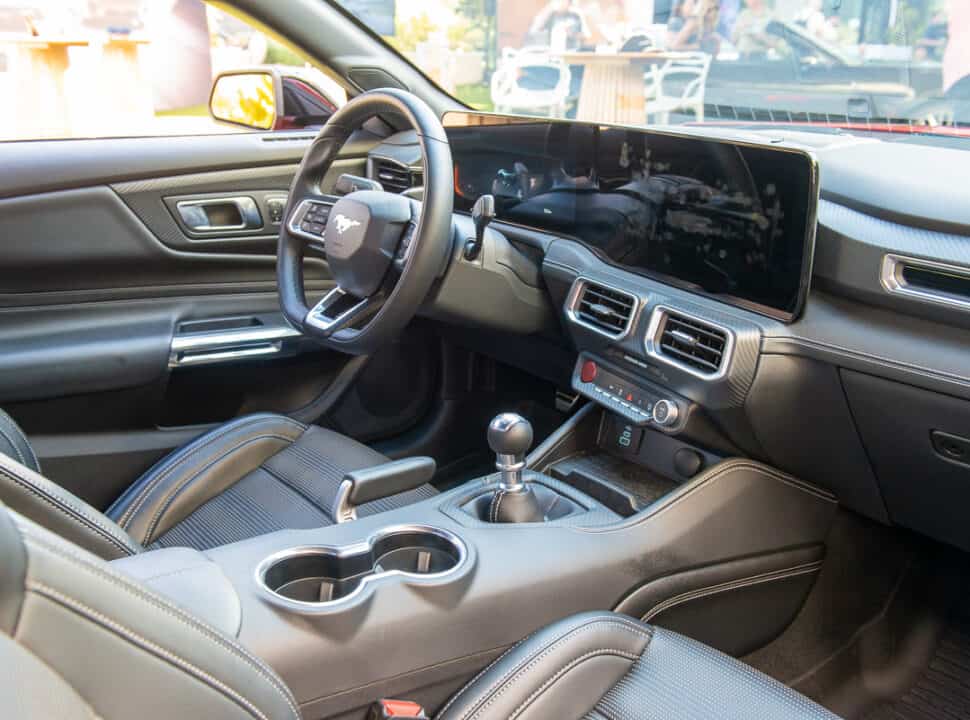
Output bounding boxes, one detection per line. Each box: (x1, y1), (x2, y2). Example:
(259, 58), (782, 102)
(443, 113), (817, 321)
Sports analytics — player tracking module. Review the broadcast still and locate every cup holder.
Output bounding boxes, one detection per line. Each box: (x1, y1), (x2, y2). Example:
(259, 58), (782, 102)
(256, 525), (467, 611)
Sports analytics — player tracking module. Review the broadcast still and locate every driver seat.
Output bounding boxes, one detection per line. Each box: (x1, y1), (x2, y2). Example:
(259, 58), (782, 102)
(0, 409), (436, 559)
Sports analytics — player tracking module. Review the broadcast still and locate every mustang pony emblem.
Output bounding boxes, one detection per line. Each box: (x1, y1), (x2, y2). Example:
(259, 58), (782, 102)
(333, 214), (362, 235)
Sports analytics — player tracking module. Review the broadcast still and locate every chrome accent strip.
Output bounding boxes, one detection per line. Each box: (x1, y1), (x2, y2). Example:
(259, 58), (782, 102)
(880, 253), (970, 312)
(564, 277), (640, 340)
(304, 287), (371, 334)
(174, 345), (281, 366)
(169, 324), (302, 367)
(332, 478), (357, 524)
(254, 524), (468, 613)
(285, 197), (336, 244)
(644, 306), (735, 381)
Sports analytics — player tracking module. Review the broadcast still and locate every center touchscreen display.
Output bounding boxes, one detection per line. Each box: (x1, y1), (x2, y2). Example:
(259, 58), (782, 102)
(442, 113), (817, 322)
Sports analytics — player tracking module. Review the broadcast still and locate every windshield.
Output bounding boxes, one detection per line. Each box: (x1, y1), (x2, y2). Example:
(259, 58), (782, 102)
(334, 0), (970, 140)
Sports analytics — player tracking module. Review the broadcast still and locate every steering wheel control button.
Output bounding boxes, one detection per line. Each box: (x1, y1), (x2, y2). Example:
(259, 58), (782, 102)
(580, 360), (598, 383)
(287, 198), (335, 242)
(652, 399), (679, 427)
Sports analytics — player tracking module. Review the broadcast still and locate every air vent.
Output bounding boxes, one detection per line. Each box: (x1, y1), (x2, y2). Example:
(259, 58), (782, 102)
(568, 281), (637, 338)
(653, 310), (729, 377)
(373, 159), (420, 194)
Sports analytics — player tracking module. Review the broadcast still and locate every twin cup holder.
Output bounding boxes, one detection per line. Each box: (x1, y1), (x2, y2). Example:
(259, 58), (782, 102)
(256, 524), (467, 613)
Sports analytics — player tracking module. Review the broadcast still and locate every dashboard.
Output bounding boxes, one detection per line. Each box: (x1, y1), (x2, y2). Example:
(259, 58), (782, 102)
(366, 117), (970, 554)
(442, 113), (818, 323)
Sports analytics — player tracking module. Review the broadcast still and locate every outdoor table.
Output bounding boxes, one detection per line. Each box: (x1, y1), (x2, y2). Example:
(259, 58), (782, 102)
(8, 36), (89, 139)
(558, 50), (685, 125)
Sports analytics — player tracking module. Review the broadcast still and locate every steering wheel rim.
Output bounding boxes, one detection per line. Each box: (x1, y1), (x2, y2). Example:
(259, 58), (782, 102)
(277, 89), (453, 355)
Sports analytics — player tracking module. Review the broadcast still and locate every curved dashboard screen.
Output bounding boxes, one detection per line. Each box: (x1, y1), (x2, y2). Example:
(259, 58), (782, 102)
(442, 112), (818, 322)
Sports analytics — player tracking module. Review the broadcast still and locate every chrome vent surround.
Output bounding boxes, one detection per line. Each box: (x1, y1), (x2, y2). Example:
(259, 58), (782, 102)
(566, 279), (638, 339)
(646, 307), (733, 379)
(372, 158), (422, 194)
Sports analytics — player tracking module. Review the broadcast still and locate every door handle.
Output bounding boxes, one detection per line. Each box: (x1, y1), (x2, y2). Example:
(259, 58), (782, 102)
(175, 196), (263, 232)
(169, 323), (302, 367)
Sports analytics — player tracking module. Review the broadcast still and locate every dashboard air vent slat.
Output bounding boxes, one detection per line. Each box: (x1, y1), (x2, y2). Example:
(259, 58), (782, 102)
(374, 159), (418, 194)
(657, 312), (728, 375)
(572, 282), (636, 337)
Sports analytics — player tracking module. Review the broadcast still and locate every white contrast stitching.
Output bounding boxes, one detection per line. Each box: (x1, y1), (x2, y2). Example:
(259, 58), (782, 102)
(453, 618), (651, 720)
(0, 467), (137, 557)
(142, 432), (296, 544)
(509, 649), (641, 719)
(117, 415), (304, 528)
(28, 581), (272, 720)
(22, 532), (301, 720)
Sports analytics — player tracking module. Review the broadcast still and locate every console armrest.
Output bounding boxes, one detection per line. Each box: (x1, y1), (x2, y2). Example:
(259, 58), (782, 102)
(112, 547), (242, 637)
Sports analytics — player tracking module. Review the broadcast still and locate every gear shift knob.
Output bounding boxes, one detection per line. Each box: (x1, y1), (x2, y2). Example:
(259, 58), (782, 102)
(488, 413), (533, 491)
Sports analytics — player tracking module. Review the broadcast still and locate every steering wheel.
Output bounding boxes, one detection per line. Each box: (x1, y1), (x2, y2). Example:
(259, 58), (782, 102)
(277, 89), (453, 355)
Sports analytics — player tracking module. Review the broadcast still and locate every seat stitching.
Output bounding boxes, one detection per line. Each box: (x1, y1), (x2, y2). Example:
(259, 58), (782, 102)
(118, 415), (305, 528)
(27, 581), (273, 720)
(0, 467), (137, 556)
(0, 411), (41, 470)
(436, 629), (544, 718)
(141, 432), (296, 545)
(21, 531), (301, 719)
(117, 416), (305, 528)
(0, 421), (28, 466)
(451, 618), (651, 720)
(508, 649), (640, 720)
(465, 621), (650, 720)
(640, 562), (823, 623)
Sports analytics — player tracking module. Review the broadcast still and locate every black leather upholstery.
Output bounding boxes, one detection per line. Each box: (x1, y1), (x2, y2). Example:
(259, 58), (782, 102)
(0, 408), (39, 473)
(0, 504), (299, 720)
(437, 611), (841, 720)
(0, 411), (436, 557)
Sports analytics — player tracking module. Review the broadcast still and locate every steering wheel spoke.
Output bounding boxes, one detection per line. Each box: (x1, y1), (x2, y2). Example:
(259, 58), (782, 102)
(286, 196), (336, 252)
(305, 287), (385, 338)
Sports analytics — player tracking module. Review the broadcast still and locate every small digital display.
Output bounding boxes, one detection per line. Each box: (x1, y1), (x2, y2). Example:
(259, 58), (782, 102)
(443, 113), (817, 322)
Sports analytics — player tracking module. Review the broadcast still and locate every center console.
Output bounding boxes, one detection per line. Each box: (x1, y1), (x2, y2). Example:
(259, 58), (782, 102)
(111, 408), (838, 720)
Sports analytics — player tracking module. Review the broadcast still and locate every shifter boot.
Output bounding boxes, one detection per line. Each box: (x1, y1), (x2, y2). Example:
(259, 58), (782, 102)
(488, 486), (544, 523)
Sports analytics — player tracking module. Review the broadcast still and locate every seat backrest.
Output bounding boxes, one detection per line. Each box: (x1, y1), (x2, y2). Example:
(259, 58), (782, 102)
(0, 502), (300, 720)
(0, 443), (142, 560)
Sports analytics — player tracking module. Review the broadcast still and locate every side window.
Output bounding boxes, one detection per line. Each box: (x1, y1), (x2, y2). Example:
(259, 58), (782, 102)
(0, 1), (346, 142)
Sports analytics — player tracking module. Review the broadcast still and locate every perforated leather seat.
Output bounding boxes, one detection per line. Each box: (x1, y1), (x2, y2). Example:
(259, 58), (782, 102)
(0, 409), (435, 559)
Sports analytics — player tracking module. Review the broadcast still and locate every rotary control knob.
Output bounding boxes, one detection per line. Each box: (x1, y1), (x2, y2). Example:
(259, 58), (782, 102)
(652, 399), (679, 427)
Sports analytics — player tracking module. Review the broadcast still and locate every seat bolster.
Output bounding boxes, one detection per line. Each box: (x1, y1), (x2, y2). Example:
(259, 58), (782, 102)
(436, 611), (652, 720)
(0, 408), (40, 473)
(107, 414), (306, 547)
(11, 513), (301, 720)
(0, 453), (140, 560)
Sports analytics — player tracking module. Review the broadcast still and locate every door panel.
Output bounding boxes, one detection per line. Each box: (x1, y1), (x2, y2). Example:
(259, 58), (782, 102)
(0, 127), (434, 507)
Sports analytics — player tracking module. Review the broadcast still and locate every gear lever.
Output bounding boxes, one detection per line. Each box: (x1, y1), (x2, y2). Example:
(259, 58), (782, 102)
(463, 194), (495, 261)
(487, 413), (544, 523)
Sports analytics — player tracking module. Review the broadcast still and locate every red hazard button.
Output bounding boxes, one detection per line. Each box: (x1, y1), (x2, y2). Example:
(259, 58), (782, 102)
(581, 360), (598, 383)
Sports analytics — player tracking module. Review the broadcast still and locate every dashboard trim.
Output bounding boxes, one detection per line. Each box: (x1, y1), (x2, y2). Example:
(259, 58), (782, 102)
(644, 306), (736, 382)
(880, 253), (970, 313)
(564, 276), (641, 341)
